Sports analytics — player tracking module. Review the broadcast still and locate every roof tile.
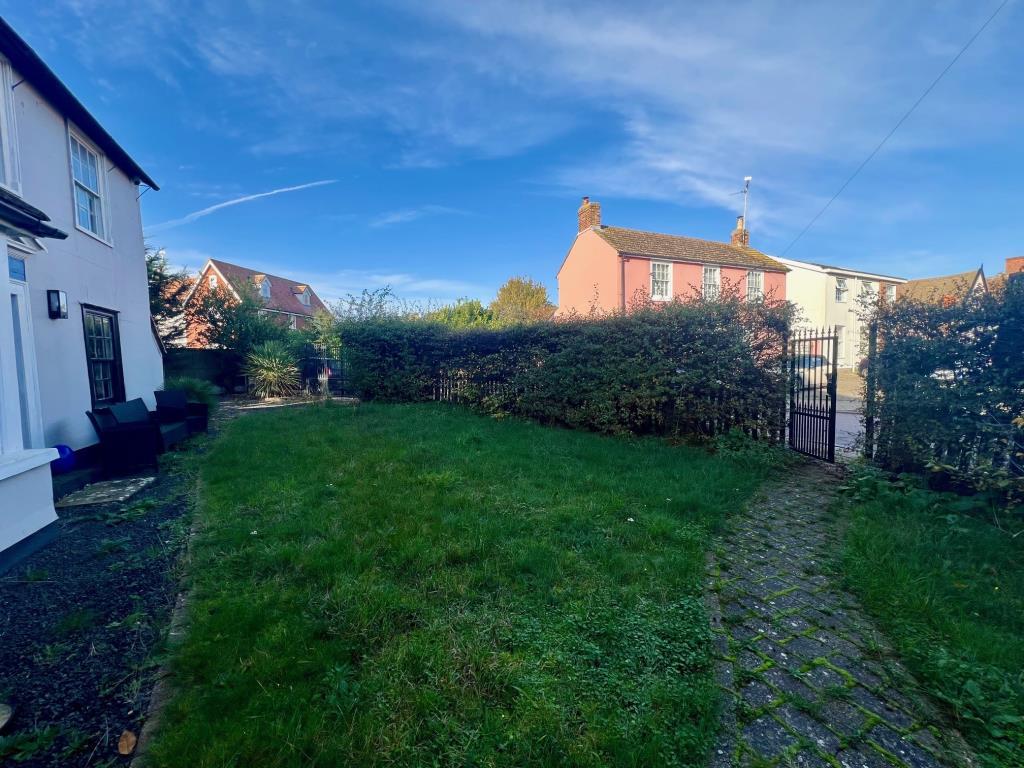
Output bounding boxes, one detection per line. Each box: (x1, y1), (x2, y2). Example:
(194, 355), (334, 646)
(209, 259), (327, 317)
(592, 226), (787, 271)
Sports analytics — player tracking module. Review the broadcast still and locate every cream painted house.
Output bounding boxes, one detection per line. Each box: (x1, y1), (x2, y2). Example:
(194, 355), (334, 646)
(0, 20), (161, 565)
(775, 258), (905, 369)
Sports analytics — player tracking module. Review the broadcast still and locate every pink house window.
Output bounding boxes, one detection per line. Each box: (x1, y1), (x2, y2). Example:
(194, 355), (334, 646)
(651, 261), (672, 301)
(747, 270), (764, 301)
(702, 266), (720, 299)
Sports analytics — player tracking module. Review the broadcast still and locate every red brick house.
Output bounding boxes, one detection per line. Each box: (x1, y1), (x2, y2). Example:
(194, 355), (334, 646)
(556, 198), (787, 316)
(181, 259), (327, 348)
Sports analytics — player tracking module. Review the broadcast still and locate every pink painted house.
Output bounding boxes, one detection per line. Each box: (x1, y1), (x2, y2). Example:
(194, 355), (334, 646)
(556, 198), (787, 316)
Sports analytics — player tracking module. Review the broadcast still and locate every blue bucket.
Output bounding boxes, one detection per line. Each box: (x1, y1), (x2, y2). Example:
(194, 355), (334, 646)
(50, 444), (76, 474)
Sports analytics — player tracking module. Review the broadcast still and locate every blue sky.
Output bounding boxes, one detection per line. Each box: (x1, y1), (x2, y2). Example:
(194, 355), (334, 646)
(3, 1), (1021, 304)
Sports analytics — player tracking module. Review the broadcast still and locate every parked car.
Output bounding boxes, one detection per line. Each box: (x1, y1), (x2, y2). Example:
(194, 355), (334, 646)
(793, 354), (832, 390)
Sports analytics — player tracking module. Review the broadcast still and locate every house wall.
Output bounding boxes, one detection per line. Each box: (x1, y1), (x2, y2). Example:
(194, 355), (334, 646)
(557, 229), (787, 315)
(779, 260), (828, 328)
(8, 71), (163, 450)
(625, 258), (786, 305)
(182, 264), (314, 345)
(781, 257), (903, 368)
(555, 229), (622, 316)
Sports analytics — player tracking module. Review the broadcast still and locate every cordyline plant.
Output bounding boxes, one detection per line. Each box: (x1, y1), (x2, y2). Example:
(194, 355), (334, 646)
(865, 275), (1023, 508)
(245, 341), (301, 399)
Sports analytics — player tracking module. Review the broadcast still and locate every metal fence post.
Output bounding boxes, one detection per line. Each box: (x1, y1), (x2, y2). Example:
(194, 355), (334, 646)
(864, 321), (878, 460)
(779, 325), (790, 444)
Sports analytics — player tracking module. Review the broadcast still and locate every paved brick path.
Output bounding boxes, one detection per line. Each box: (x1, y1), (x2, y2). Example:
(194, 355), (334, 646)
(706, 462), (973, 768)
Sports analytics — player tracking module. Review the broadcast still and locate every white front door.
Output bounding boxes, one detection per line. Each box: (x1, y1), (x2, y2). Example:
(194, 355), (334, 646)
(1, 251), (44, 452)
(9, 282), (43, 448)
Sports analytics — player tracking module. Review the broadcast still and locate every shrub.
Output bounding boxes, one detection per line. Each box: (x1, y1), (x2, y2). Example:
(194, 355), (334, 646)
(339, 295), (792, 442)
(163, 376), (219, 412)
(866, 277), (1023, 508)
(245, 341), (301, 399)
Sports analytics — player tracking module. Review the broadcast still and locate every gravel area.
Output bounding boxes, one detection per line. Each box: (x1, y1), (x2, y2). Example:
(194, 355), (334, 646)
(0, 446), (202, 767)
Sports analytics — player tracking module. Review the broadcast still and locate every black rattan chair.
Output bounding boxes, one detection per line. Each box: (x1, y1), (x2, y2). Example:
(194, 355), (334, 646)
(86, 405), (160, 474)
(155, 390), (209, 435)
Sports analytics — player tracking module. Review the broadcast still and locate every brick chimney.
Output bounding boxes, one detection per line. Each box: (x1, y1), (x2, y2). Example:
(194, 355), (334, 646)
(730, 215), (750, 246)
(1006, 256), (1024, 276)
(578, 196), (601, 232)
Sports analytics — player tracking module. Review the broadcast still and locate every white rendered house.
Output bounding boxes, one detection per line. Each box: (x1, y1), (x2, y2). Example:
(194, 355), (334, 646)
(0, 20), (162, 563)
(775, 258), (906, 369)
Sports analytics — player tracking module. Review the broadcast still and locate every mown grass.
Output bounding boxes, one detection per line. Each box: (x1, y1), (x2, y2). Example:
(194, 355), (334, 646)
(149, 402), (773, 767)
(838, 468), (1024, 767)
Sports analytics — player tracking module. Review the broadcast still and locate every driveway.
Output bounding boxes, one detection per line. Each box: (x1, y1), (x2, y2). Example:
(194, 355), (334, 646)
(836, 395), (863, 456)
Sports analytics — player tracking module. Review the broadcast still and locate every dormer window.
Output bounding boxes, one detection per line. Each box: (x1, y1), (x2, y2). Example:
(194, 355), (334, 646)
(260, 278), (271, 300)
(297, 289), (310, 307)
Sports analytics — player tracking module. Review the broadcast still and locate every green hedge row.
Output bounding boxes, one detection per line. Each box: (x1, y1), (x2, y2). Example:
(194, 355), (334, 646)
(869, 277), (1024, 506)
(339, 298), (791, 440)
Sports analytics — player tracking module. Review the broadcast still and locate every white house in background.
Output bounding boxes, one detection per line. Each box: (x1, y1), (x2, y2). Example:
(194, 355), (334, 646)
(776, 258), (906, 369)
(0, 19), (162, 564)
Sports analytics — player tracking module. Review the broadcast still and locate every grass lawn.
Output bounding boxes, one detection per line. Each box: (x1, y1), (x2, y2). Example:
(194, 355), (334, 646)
(148, 402), (772, 767)
(838, 469), (1024, 767)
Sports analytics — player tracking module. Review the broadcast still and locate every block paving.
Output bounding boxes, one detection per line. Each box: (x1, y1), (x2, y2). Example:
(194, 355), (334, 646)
(706, 462), (974, 768)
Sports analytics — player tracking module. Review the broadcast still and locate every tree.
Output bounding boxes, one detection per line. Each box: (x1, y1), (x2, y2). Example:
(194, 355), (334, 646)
(423, 298), (495, 329)
(146, 247), (192, 344)
(184, 281), (291, 354)
(301, 308), (342, 348)
(489, 276), (555, 325)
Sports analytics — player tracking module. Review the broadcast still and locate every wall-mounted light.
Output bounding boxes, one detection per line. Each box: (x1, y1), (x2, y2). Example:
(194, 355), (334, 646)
(47, 289), (67, 319)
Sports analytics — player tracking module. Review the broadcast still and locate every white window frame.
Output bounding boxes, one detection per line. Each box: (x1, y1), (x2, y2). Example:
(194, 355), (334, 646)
(260, 278), (271, 300)
(702, 265), (720, 299)
(650, 261), (672, 301)
(208, 274), (218, 290)
(68, 129), (111, 244)
(0, 56), (22, 195)
(885, 284), (896, 302)
(297, 289), (310, 307)
(860, 279), (876, 297)
(835, 277), (848, 303)
(746, 270), (764, 302)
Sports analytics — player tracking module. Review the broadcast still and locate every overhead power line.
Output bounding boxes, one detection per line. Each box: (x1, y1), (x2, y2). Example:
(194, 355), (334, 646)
(779, 0), (1012, 257)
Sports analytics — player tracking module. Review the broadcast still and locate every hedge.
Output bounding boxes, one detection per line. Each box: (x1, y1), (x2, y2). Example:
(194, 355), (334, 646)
(339, 297), (792, 441)
(867, 277), (1023, 506)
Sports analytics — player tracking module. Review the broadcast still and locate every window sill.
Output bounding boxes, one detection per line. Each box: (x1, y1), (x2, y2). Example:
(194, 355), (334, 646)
(0, 448), (58, 481)
(75, 224), (113, 248)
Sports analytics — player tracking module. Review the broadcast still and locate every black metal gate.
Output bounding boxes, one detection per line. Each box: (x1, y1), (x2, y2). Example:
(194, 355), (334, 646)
(300, 343), (346, 395)
(788, 327), (839, 462)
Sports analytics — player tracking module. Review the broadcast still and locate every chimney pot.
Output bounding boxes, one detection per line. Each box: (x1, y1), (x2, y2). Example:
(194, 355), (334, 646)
(731, 215), (750, 247)
(578, 197), (601, 232)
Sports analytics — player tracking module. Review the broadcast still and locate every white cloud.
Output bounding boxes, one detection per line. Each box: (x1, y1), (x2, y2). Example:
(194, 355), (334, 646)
(145, 180), (337, 233)
(368, 205), (466, 228)
(44, 0), (1021, 246)
(404, 0), (1018, 236)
